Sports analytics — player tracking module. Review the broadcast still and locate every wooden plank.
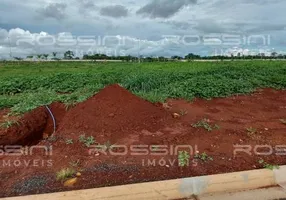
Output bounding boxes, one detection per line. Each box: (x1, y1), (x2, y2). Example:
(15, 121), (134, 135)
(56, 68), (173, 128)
(200, 187), (286, 200)
(2, 166), (284, 200)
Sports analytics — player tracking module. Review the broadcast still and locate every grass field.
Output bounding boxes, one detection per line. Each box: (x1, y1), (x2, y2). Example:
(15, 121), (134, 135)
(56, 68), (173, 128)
(1, 61), (286, 115)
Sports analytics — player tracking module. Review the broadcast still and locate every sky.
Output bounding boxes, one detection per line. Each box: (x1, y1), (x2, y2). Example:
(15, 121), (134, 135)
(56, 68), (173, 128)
(0, 0), (286, 59)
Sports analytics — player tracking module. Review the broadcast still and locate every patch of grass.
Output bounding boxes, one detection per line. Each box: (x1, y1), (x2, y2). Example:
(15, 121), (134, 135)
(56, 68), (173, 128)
(258, 159), (279, 170)
(1, 61), (286, 114)
(69, 160), (80, 168)
(65, 139), (73, 145)
(178, 151), (190, 167)
(134, 90), (168, 103)
(79, 134), (86, 143)
(78, 134), (95, 147)
(151, 145), (159, 151)
(246, 127), (257, 136)
(47, 135), (58, 142)
(192, 118), (219, 132)
(192, 119), (212, 131)
(214, 124), (220, 130)
(102, 141), (114, 150)
(9, 89), (60, 115)
(56, 168), (75, 181)
(194, 152), (213, 162)
(64, 102), (76, 111)
(179, 109), (188, 116)
(85, 136), (95, 147)
(0, 119), (20, 129)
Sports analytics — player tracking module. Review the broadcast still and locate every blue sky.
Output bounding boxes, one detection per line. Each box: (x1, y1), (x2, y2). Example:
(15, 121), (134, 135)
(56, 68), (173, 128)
(0, 0), (286, 58)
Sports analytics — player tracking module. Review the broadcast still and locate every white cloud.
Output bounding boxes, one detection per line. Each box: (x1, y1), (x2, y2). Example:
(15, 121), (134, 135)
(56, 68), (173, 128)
(0, 0), (286, 58)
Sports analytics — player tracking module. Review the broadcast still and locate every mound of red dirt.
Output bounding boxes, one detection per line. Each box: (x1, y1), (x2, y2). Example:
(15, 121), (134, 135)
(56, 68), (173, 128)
(57, 84), (171, 140)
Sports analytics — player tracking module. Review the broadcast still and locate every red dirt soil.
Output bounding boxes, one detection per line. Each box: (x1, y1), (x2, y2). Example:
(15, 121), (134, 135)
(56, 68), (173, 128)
(0, 107), (48, 145)
(43, 102), (67, 138)
(56, 84), (171, 143)
(0, 85), (286, 197)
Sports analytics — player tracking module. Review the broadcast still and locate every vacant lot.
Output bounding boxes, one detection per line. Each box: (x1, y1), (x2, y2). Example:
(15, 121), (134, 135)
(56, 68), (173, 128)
(0, 61), (286, 197)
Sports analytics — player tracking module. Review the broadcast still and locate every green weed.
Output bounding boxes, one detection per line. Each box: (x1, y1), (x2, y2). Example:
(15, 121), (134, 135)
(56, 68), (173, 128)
(65, 139), (73, 145)
(69, 160), (80, 168)
(194, 152), (213, 162)
(102, 141), (114, 150)
(246, 127), (257, 136)
(151, 145), (159, 151)
(47, 135), (58, 142)
(192, 118), (219, 132)
(179, 109), (188, 116)
(178, 151), (190, 167)
(78, 134), (95, 147)
(258, 159), (279, 170)
(0, 120), (19, 129)
(56, 168), (75, 181)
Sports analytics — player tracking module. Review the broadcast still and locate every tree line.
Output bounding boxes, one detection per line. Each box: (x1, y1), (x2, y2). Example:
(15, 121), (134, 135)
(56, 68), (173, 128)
(17, 51), (286, 62)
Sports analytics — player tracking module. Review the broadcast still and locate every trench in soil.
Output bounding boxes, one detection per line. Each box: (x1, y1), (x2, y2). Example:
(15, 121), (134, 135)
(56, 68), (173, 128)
(0, 84), (286, 197)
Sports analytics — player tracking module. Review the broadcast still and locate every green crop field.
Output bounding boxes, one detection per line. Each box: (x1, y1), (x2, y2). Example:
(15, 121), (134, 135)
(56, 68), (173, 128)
(1, 61), (286, 115)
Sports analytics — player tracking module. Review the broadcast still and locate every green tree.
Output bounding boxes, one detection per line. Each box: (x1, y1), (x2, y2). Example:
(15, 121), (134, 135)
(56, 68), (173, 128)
(52, 52), (57, 58)
(37, 54), (42, 60)
(185, 53), (200, 60)
(64, 50), (74, 59)
(42, 54), (49, 60)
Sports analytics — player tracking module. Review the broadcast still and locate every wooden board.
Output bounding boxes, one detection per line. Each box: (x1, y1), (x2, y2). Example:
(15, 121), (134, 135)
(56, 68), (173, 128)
(3, 166), (285, 200)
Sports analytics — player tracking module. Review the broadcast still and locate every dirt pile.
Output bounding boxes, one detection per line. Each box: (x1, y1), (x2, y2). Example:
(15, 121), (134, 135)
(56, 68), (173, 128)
(57, 84), (171, 140)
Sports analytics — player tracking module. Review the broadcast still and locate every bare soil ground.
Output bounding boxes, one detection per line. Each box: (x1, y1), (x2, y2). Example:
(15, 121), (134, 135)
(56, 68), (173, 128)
(0, 85), (286, 197)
